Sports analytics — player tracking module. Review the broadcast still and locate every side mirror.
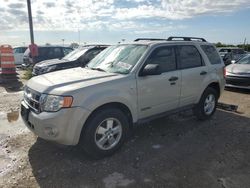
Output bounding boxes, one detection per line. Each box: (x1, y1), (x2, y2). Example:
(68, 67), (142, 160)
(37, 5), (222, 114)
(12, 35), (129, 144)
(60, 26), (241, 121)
(140, 64), (160, 76)
(231, 60), (236, 64)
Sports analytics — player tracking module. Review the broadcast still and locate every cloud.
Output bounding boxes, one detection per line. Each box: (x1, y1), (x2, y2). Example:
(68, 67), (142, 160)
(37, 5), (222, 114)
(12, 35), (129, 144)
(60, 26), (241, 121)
(1, 0), (250, 32)
(8, 3), (25, 9)
(43, 2), (56, 8)
(114, 0), (250, 20)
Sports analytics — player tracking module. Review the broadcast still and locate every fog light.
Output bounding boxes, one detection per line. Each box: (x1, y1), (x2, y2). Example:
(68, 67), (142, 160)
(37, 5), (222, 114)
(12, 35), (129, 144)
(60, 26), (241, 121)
(44, 127), (58, 137)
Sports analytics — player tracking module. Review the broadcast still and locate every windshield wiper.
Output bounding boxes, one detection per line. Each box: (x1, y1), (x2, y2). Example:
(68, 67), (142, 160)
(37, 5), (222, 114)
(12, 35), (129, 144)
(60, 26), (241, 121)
(90, 67), (106, 72)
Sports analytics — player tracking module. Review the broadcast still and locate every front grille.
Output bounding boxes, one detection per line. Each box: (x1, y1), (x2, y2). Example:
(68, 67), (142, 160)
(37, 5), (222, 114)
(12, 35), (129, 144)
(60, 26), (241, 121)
(226, 76), (250, 86)
(24, 87), (41, 113)
(23, 58), (30, 65)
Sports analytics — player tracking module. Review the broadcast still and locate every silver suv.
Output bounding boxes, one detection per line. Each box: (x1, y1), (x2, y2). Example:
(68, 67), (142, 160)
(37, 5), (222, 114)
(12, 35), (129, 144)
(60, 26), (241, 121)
(21, 37), (225, 158)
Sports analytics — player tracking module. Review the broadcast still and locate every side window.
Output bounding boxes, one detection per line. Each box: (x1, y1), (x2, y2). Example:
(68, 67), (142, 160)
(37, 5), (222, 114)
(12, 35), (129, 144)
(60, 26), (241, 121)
(39, 48), (49, 57)
(14, 48), (22, 53)
(145, 46), (176, 73)
(83, 49), (103, 63)
(80, 49), (102, 63)
(54, 48), (62, 57)
(63, 48), (73, 56)
(178, 45), (202, 69)
(48, 48), (62, 58)
(13, 48), (18, 53)
(21, 47), (27, 53)
(201, 45), (221, 64)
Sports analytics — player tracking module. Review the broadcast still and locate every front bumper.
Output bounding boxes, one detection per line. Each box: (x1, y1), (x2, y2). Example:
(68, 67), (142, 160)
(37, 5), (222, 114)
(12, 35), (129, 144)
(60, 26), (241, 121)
(21, 100), (91, 145)
(225, 75), (250, 89)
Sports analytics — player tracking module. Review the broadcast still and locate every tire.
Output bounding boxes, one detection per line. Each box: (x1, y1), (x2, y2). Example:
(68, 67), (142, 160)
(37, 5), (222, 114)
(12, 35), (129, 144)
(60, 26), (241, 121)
(193, 87), (218, 120)
(79, 107), (129, 159)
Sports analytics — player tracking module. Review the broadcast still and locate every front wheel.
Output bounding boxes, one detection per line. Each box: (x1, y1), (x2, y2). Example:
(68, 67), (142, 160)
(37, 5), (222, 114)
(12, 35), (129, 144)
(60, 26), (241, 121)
(79, 108), (129, 159)
(193, 87), (218, 120)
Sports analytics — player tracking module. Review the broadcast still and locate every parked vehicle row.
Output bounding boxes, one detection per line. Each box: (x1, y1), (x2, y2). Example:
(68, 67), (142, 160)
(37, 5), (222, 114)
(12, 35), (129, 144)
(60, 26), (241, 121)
(22, 46), (73, 68)
(32, 45), (108, 76)
(217, 47), (247, 66)
(225, 54), (250, 89)
(21, 36), (225, 158)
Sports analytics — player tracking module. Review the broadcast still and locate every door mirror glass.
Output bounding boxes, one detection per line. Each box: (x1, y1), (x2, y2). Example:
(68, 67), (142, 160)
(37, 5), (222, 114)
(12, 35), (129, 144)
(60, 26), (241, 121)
(140, 64), (160, 76)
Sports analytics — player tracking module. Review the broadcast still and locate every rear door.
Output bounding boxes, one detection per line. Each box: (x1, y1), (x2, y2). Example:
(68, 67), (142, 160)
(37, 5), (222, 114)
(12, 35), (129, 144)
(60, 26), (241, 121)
(177, 45), (209, 107)
(137, 45), (181, 119)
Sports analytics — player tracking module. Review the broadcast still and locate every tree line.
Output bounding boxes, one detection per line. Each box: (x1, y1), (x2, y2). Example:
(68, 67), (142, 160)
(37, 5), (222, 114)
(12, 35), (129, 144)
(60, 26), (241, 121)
(215, 42), (250, 51)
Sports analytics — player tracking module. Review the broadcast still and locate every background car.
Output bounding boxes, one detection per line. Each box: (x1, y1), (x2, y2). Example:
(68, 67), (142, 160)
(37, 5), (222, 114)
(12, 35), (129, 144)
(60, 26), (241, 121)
(220, 48), (246, 65)
(217, 47), (242, 58)
(13, 46), (27, 66)
(32, 45), (108, 76)
(22, 46), (73, 68)
(225, 54), (250, 89)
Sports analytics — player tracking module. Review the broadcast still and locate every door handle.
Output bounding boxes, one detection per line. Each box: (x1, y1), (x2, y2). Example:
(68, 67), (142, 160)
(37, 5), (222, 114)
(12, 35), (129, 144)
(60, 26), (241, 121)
(200, 71), (207, 75)
(168, 76), (178, 82)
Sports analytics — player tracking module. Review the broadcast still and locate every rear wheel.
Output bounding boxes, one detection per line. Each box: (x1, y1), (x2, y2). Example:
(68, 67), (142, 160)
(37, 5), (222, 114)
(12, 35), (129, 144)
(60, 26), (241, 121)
(193, 87), (218, 120)
(79, 108), (129, 159)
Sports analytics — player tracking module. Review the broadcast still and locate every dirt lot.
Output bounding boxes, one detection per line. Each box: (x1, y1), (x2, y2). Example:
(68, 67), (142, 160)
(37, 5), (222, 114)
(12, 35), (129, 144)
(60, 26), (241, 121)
(0, 72), (250, 188)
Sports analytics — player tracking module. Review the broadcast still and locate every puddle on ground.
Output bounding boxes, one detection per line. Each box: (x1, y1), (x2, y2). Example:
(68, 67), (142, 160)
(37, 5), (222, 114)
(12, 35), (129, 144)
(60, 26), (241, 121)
(0, 111), (27, 140)
(7, 111), (19, 123)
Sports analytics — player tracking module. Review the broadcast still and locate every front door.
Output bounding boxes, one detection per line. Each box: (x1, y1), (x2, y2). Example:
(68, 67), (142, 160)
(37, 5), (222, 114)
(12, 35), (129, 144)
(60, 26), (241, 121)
(137, 45), (181, 119)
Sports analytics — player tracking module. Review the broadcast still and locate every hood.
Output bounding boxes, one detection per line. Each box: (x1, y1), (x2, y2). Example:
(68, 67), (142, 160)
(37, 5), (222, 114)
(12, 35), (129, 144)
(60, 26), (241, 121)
(27, 68), (122, 94)
(226, 63), (250, 74)
(35, 58), (68, 67)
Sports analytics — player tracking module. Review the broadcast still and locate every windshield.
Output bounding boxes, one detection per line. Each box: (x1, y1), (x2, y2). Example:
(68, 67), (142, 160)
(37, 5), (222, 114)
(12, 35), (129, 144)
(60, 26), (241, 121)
(87, 44), (148, 74)
(237, 54), (250, 64)
(62, 48), (88, 61)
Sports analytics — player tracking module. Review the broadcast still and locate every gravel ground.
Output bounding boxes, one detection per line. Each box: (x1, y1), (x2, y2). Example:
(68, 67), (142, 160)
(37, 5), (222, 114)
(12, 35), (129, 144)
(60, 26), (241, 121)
(0, 75), (250, 188)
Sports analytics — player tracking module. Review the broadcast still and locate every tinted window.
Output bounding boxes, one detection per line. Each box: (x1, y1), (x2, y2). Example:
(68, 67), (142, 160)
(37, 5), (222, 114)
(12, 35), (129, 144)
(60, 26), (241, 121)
(38, 48), (49, 57)
(84, 49), (103, 62)
(219, 49), (231, 53)
(145, 46), (176, 73)
(13, 48), (19, 53)
(47, 47), (62, 58)
(21, 47), (27, 53)
(201, 45), (221, 64)
(63, 47), (73, 55)
(232, 49), (245, 54)
(14, 47), (23, 53)
(178, 45), (202, 69)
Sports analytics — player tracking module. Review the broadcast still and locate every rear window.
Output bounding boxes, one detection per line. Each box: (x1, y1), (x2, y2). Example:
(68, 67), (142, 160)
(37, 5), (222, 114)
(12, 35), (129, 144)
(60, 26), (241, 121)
(201, 45), (221, 65)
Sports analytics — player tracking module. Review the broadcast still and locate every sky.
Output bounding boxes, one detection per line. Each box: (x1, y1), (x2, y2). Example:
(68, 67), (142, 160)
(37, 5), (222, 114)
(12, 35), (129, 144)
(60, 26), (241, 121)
(0, 0), (250, 46)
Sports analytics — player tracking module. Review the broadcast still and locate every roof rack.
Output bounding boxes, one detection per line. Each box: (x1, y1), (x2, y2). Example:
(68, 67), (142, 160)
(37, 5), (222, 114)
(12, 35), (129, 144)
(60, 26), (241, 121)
(167, 36), (207, 42)
(82, 44), (110, 47)
(134, 38), (168, 42)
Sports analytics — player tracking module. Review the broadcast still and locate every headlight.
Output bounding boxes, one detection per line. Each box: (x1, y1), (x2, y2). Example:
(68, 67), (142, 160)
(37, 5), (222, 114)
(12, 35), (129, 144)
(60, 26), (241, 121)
(40, 94), (73, 112)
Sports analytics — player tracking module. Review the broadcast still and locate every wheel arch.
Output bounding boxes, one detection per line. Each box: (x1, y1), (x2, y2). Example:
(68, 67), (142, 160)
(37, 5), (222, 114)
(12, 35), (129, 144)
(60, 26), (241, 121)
(79, 102), (134, 141)
(207, 82), (221, 97)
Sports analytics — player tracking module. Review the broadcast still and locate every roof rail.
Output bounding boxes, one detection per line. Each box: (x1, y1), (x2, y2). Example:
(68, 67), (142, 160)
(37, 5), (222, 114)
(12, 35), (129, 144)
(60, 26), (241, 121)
(134, 38), (168, 42)
(167, 36), (207, 42)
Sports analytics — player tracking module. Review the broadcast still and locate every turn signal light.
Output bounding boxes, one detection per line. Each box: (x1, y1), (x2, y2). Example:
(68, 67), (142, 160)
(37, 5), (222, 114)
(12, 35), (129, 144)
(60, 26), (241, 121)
(63, 96), (73, 108)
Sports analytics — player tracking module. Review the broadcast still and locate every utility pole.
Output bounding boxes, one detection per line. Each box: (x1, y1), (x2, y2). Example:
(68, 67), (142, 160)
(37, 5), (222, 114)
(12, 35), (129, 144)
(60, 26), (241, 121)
(78, 28), (81, 45)
(27, 0), (34, 44)
(243, 38), (247, 51)
(62, 39), (65, 47)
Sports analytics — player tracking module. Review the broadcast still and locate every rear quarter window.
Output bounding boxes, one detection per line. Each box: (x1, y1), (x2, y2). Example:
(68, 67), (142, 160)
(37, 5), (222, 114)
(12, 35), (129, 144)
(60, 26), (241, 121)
(201, 45), (221, 65)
